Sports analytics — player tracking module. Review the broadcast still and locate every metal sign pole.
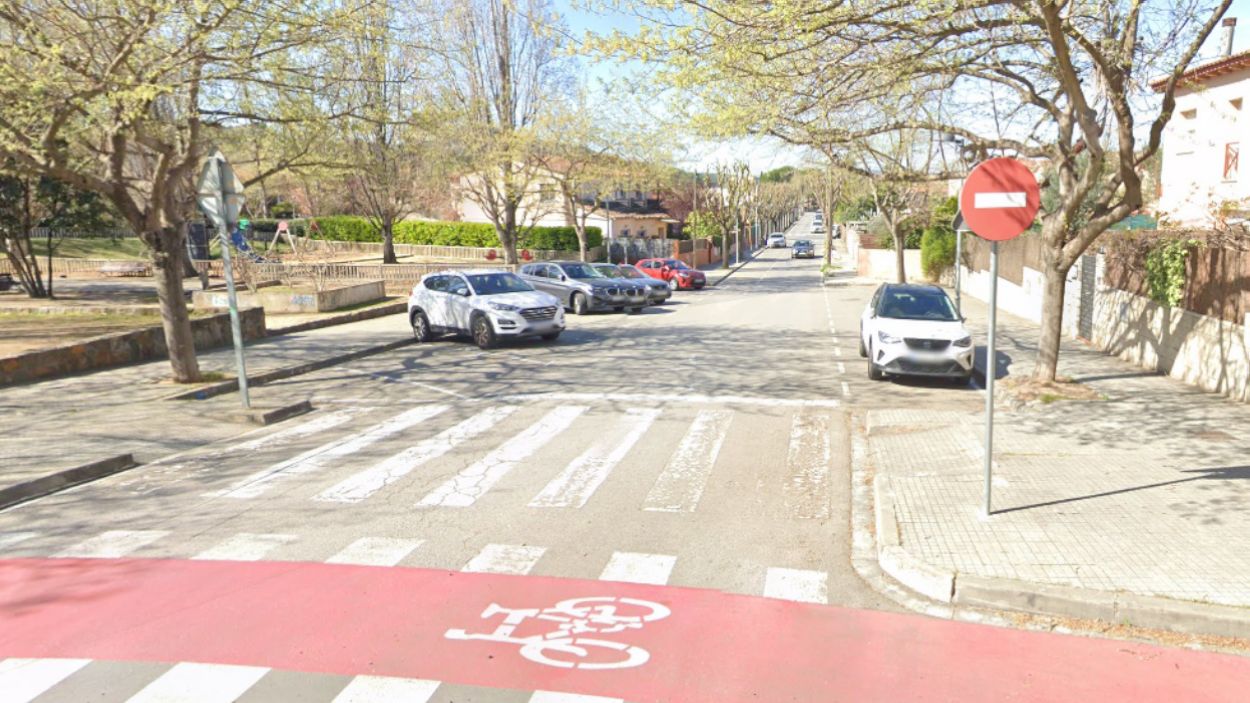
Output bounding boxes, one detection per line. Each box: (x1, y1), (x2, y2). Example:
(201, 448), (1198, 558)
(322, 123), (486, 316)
(983, 240), (999, 516)
(955, 229), (963, 317)
(216, 158), (250, 409)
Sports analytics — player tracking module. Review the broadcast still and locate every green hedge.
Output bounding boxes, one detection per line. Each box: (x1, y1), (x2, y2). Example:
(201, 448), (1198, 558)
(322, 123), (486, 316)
(249, 215), (602, 250)
(920, 197), (959, 281)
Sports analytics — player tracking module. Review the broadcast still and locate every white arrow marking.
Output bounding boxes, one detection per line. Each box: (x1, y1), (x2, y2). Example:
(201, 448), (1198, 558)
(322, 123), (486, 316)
(974, 192), (1027, 209)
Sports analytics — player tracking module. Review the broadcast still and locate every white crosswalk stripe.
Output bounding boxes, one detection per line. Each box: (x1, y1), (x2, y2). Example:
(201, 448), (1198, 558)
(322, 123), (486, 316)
(316, 406), (517, 504)
(192, 533), (295, 561)
(643, 409), (733, 513)
(785, 412), (833, 519)
(529, 409), (660, 508)
(326, 537), (424, 567)
(212, 405), (448, 499)
(0, 658), (91, 703)
(599, 552), (676, 585)
(463, 543), (546, 575)
(0, 531), (38, 551)
(417, 406), (588, 508)
(231, 407), (369, 452)
(55, 530), (169, 558)
(125, 662), (269, 702)
(763, 567), (828, 604)
(331, 674), (440, 702)
(529, 692), (624, 703)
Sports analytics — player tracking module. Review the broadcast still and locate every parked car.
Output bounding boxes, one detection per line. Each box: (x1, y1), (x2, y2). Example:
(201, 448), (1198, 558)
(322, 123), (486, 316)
(860, 283), (973, 383)
(635, 258), (708, 290)
(520, 261), (647, 314)
(792, 239), (816, 259)
(767, 233), (788, 248)
(408, 270), (564, 350)
(593, 263), (671, 304)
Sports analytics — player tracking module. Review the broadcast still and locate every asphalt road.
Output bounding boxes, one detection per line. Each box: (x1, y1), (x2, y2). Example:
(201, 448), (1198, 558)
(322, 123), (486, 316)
(3, 223), (1247, 701)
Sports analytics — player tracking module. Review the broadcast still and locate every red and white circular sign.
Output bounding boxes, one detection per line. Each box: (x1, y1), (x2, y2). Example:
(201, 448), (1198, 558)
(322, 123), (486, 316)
(958, 158), (1040, 241)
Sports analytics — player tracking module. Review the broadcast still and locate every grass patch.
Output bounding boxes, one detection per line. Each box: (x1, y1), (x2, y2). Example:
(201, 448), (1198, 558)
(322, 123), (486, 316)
(198, 371), (230, 382)
(30, 237), (148, 259)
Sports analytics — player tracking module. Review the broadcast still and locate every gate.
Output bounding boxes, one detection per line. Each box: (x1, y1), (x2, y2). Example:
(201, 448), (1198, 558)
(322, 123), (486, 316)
(1078, 254), (1096, 340)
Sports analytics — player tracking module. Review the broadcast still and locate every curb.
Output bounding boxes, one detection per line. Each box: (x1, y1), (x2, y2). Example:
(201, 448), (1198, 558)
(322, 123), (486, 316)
(164, 337), (416, 401)
(266, 300), (406, 336)
(704, 254), (757, 287)
(223, 399), (314, 426)
(866, 429), (1250, 641)
(0, 453), (138, 511)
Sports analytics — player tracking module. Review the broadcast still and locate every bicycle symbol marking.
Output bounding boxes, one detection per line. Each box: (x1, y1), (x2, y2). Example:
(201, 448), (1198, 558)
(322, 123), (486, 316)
(445, 596), (671, 670)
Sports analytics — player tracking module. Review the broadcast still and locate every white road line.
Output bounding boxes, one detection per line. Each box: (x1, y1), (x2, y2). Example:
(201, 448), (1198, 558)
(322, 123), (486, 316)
(643, 410), (733, 513)
(599, 552), (676, 585)
(0, 531), (38, 551)
(462, 544), (546, 575)
(417, 406), (587, 508)
(332, 675), (440, 702)
(501, 392), (839, 409)
(213, 405), (448, 499)
(231, 407), (368, 452)
(317, 406), (517, 503)
(786, 413), (833, 520)
(55, 530), (169, 558)
(837, 362), (846, 374)
(326, 537), (424, 567)
(192, 533), (295, 561)
(841, 382), (851, 398)
(341, 367), (473, 400)
(763, 567), (828, 604)
(530, 692), (624, 703)
(833, 346), (843, 357)
(0, 658), (91, 703)
(529, 409), (660, 508)
(126, 662), (269, 703)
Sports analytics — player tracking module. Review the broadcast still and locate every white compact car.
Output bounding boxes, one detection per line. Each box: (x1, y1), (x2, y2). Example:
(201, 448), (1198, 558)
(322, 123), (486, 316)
(767, 232), (787, 248)
(408, 270), (564, 350)
(860, 283), (973, 383)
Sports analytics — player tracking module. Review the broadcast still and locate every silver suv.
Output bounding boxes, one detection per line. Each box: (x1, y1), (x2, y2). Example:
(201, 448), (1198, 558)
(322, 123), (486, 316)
(520, 261), (647, 314)
(408, 269), (564, 350)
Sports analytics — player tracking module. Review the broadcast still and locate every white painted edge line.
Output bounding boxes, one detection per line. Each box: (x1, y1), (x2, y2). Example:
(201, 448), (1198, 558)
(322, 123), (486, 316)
(973, 191), (1027, 209)
(763, 567), (828, 604)
(837, 362), (847, 374)
(126, 662), (270, 703)
(841, 382), (851, 398)
(530, 692), (624, 703)
(332, 674), (440, 702)
(599, 552), (677, 585)
(0, 658), (91, 703)
(501, 392), (839, 409)
(463, 544), (546, 575)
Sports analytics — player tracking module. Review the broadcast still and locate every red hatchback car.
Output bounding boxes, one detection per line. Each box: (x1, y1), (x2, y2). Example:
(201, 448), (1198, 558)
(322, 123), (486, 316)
(635, 258), (707, 290)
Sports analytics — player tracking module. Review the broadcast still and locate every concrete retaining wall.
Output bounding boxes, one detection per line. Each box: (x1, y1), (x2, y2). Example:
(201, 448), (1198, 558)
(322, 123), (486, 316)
(193, 280), (385, 313)
(0, 308), (266, 386)
(857, 248), (922, 281)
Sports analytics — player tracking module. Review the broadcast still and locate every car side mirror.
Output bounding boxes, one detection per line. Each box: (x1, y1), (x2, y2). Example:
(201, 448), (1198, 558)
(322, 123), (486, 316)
(459, 289), (471, 297)
(559, 274), (568, 282)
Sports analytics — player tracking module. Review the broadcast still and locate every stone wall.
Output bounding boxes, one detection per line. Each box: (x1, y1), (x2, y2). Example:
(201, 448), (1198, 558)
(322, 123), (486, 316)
(193, 281), (385, 313)
(0, 308), (266, 386)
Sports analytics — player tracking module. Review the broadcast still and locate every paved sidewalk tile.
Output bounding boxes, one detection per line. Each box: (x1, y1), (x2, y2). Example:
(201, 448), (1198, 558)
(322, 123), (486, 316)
(870, 295), (1250, 608)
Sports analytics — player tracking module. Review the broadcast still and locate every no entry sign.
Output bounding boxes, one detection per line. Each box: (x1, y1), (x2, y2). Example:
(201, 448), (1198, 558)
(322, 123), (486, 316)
(958, 158), (1040, 241)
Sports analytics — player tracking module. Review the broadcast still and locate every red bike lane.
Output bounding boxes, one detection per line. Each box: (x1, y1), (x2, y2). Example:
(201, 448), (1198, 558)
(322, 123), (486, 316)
(2, 557), (1248, 701)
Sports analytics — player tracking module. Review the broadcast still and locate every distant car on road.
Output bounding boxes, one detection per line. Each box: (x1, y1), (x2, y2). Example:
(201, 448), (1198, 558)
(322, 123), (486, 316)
(860, 283), (973, 383)
(593, 263), (671, 304)
(810, 223), (825, 234)
(520, 261), (647, 314)
(408, 270), (564, 350)
(791, 240), (816, 259)
(635, 258), (707, 290)
(767, 233), (787, 248)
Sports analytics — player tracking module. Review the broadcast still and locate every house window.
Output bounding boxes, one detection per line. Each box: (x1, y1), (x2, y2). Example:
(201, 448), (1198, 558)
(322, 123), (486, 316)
(1224, 143), (1240, 181)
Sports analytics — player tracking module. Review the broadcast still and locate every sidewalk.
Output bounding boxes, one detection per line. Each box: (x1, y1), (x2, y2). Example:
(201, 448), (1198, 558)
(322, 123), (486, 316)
(864, 292), (1250, 636)
(0, 312), (410, 482)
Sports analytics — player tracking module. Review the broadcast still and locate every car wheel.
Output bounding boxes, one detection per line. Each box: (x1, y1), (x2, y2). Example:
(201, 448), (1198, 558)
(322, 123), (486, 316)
(541, 331), (561, 342)
(628, 306), (643, 314)
(858, 329), (868, 358)
(572, 292), (590, 315)
(411, 310), (432, 343)
(867, 345), (884, 381)
(471, 315), (498, 350)
(667, 278), (680, 291)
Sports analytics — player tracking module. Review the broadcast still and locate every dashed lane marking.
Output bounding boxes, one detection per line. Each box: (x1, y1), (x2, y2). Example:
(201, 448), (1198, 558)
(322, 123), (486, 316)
(325, 537), (424, 567)
(331, 674), (440, 702)
(462, 544), (546, 575)
(125, 662), (270, 703)
(599, 552), (677, 586)
(0, 658), (91, 703)
(55, 530), (169, 559)
(763, 567), (829, 604)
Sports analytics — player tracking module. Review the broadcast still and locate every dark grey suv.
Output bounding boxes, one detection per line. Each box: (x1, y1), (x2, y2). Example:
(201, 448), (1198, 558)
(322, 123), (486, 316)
(520, 261), (648, 314)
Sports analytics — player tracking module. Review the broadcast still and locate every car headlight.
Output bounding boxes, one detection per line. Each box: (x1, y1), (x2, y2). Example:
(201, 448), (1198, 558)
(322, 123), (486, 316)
(953, 335), (972, 348)
(877, 330), (902, 344)
(488, 301), (520, 312)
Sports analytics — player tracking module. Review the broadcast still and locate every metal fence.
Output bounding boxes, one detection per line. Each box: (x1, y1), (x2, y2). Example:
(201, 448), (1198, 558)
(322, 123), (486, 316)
(606, 237), (675, 264)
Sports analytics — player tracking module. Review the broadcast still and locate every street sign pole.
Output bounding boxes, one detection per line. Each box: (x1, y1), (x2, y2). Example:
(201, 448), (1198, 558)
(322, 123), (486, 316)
(215, 157), (250, 409)
(955, 229), (963, 317)
(983, 240), (998, 516)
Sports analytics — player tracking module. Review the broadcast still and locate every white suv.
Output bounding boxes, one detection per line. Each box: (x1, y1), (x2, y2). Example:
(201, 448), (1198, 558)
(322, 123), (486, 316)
(767, 233), (787, 248)
(860, 283), (973, 383)
(409, 270), (564, 350)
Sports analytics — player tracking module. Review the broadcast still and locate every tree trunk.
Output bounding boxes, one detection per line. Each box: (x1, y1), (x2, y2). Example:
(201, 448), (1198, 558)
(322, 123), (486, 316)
(4, 231), (48, 298)
(500, 206), (519, 266)
(1032, 247), (1071, 382)
(381, 217), (398, 265)
(148, 227), (202, 383)
(893, 227), (907, 283)
(823, 215), (834, 267)
(721, 232), (730, 269)
(575, 223), (587, 262)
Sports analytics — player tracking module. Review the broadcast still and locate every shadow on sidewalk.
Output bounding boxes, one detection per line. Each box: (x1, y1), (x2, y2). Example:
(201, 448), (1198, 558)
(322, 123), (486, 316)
(992, 464), (1250, 516)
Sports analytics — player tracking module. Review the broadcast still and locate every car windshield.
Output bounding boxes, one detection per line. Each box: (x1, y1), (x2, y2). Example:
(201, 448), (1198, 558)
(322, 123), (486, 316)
(878, 289), (959, 321)
(795, 240), (812, 246)
(594, 265), (623, 277)
(562, 263), (603, 279)
(617, 266), (645, 279)
(466, 272), (533, 295)
(664, 259), (690, 270)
